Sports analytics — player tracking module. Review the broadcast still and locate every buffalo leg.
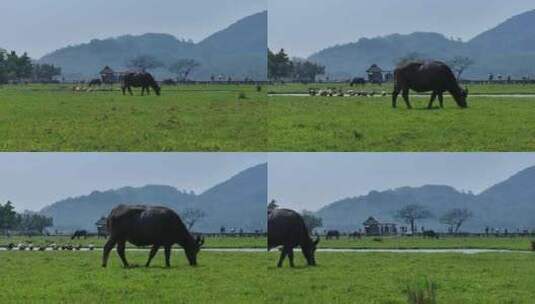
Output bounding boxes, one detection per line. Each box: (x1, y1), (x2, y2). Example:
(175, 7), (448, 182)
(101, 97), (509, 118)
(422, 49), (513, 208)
(402, 89), (412, 109)
(392, 87), (400, 108)
(287, 248), (295, 267)
(438, 93), (444, 108)
(127, 86), (133, 96)
(102, 237), (117, 267)
(164, 245), (172, 267)
(427, 92), (438, 109)
(277, 247), (288, 267)
(116, 241), (129, 268)
(145, 245), (160, 267)
(121, 86), (126, 95)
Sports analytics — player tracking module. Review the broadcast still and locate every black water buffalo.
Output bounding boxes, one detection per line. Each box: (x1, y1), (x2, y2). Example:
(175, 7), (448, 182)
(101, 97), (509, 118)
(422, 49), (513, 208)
(102, 205), (204, 268)
(422, 230), (439, 239)
(268, 208), (320, 267)
(350, 77), (366, 86)
(121, 72), (161, 96)
(71, 230), (88, 239)
(326, 230), (340, 240)
(393, 61), (468, 109)
(88, 79), (102, 87)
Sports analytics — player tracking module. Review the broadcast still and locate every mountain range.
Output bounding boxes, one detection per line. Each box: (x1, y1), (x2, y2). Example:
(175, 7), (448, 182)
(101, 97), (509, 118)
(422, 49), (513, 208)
(308, 9), (535, 79)
(38, 11), (267, 81)
(315, 165), (535, 232)
(40, 163), (267, 233)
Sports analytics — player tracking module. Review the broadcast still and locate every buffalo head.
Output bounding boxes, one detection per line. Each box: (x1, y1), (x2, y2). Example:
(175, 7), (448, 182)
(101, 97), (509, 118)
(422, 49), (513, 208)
(455, 87), (469, 108)
(302, 236), (320, 266)
(154, 85), (161, 96)
(184, 235), (204, 266)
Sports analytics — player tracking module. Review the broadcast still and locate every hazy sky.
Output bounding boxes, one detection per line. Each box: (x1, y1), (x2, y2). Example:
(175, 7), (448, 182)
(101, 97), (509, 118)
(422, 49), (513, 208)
(268, 153), (535, 212)
(269, 0), (535, 57)
(0, 153), (265, 212)
(0, 0), (266, 58)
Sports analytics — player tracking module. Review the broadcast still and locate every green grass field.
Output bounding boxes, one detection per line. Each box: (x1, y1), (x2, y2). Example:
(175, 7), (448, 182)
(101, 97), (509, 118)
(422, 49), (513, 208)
(267, 252), (535, 303)
(268, 94), (535, 151)
(0, 251), (268, 303)
(315, 236), (535, 251)
(2, 246), (534, 303)
(0, 84), (266, 151)
(0, 235), (266, 248)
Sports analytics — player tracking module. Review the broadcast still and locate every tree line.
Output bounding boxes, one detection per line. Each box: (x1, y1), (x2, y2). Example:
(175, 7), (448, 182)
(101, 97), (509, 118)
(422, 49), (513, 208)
(0, 49), (62, 84)
(126, 55), (201, 81)
(0, 201), (53, 235)
(268, 49), (326, 82)
(269, 200), (474, 234)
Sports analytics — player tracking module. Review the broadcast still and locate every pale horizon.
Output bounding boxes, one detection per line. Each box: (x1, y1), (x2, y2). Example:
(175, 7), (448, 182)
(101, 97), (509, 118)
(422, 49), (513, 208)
(268, 153), (535, 212)
(269, 0), (535, 58)
(0, 153), (266, 212)
(0, 0), (266, 58)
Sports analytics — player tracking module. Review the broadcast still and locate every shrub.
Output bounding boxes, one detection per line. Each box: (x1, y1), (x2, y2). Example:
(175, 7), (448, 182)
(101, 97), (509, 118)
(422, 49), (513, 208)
(406, 278), (438, 304)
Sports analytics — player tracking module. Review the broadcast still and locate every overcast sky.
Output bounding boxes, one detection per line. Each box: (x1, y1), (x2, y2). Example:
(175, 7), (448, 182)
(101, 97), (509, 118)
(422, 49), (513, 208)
(269, 0), (535, 57)
(268, 153), (535, 212)
(0, 153), (265, 212)
(0, 0), (266, 58)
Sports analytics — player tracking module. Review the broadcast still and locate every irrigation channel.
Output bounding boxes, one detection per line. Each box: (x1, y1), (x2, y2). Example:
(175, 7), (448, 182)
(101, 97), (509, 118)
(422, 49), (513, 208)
(268, 93), (535, 98)
(1, 247), (533, 254)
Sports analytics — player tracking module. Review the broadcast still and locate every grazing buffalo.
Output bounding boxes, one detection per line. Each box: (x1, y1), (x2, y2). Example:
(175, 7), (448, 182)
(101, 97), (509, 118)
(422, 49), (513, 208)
(71, 230), (88, 240)
(88, 79), (102, 87)
(121, 72), (161, 96)
(326, 230), (340, 240)
(268, 208), (320, 267)
(350, 77), (366, 86)
(393, 61), (468, 109)
(102, 205), (204, 268)
(348, 231), (362, 239)
(422, 230), (439, 239)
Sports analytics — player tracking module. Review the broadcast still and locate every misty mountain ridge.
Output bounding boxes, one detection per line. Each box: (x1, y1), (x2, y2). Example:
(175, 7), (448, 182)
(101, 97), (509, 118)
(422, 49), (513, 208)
(309, 9), (535, 79)
(40, 163), (267, 232)
(39, 11), (267, 80)
(315, 165), (535, 232)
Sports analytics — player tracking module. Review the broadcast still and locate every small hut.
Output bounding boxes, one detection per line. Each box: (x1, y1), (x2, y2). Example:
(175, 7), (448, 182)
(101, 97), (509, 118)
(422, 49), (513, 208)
(363, 216), (397, 236)
(95, 216), (108, 237)
(366, 64), (384, 83)
(99, 66), (116, 84)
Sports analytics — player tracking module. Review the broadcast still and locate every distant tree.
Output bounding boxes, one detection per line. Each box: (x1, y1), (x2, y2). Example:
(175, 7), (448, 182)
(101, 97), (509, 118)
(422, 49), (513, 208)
(394, 204), (433, 234)
(32, 64), (62, 82)
(268, 49), (293, 80)
(17, 212), (53, 234)
(180, 208), (206, 230)
(267, 200), (279, 213)
(126, 55), (164, 71)
(0, 49), (7, 83)
(292, 59), (325, 82)
(301, 210), (322, 234)
(168, 59), (201, 81)
(440, 208), (473, 233)
(446, 56), (475, 80)
(0, 201), (18, 234)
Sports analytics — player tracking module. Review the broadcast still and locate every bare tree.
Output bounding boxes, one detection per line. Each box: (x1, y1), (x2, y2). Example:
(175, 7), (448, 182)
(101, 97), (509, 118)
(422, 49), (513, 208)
(447, 56), (475, 80)
(168, 59), (201, 81)
(440, 208), (473, 233)
(180, 208), (206, 230)
(267, 199), (279, 213)
(126, 55), (164, 72)
(394, 204), (433, 234)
